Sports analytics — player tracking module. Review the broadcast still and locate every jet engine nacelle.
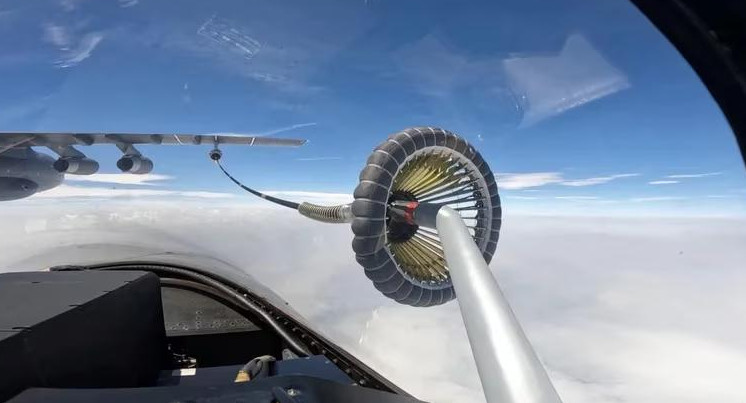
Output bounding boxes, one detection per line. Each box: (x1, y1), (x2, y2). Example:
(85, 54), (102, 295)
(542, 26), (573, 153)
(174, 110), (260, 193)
(116, 155), (153, 174)
(53, 157), (99, 175)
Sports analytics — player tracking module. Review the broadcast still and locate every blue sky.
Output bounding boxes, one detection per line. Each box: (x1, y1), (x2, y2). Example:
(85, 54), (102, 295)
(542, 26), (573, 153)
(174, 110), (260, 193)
(1, 0), (745, 215)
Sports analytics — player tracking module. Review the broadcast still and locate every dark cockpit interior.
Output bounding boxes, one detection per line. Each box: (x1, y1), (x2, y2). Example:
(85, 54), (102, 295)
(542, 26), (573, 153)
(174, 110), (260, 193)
(0, 267), (420, 403)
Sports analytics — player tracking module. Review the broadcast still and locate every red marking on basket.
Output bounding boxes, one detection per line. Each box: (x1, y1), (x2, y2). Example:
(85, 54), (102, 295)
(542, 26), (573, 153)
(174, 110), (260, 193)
(404, 201), (419, 224)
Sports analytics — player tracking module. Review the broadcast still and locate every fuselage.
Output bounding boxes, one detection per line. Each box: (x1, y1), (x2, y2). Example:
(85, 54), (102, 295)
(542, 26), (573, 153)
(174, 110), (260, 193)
(0, 148), (63, 201)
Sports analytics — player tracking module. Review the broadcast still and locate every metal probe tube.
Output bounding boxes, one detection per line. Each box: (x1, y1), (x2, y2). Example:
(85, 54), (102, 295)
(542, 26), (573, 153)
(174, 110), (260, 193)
(434, 206), (562, 403)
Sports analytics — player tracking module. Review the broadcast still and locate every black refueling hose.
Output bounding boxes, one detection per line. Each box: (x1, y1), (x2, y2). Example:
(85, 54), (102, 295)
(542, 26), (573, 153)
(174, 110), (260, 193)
(213, 153), (353, 223)
(215, 159), (300, 210)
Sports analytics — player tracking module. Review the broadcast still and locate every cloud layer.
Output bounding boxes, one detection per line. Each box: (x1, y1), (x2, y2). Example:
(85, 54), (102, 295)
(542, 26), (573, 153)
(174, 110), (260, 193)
(32, 184), (234, 199)
(1, 202), (744, 403)
(25, 183), (353, 206)
(497, 172), (638, 189)
(666, 172), (722, 179)
(65, 173), (174, 186)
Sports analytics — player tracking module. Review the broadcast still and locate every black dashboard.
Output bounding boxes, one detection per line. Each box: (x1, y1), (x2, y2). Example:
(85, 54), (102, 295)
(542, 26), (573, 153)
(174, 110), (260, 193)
(0, 269), (422, 403)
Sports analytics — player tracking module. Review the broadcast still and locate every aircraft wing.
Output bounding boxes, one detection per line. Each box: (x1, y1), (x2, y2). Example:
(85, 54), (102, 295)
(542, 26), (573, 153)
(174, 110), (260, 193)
(0, 132), (307, 155)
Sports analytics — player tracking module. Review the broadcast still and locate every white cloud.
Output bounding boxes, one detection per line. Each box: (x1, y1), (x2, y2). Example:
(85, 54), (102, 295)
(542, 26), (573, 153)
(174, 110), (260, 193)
(43, 23), (71, 49)
(497, 172), (564, 189)
(30, 184), (234, 199)
(295, 157), (342, 162)
(491, 216), (746, 403)
(555, 196), (599, 200)
(649, 180), (679, 185)
(29, 184), (353, 206)
(205, 122), (316, 138)
(497, 172), (638, 189)
(173, 191), (232, 198)
(540, 324), (746, 403)
(258, 122), (317, 136)
(630, 196), (686, 202)
(55, 32), (104, 68)
(26, 183), (350, 205)
(119, 0), (138, 7)
(561, 173), (638, 187)
(666, 172), (722, 179)
(504, 195), (539, 200)
(60, 0), (83, 12)
(41, 19), (104, 69)
(65, 173), (173, 186)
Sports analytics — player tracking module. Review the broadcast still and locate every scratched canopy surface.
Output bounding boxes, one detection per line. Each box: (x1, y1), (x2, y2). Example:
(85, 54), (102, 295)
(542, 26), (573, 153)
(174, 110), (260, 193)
(1, 1), (746, 403)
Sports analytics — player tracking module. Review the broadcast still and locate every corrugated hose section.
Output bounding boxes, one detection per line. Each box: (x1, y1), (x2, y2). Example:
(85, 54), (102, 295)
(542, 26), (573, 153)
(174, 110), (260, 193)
(298, 202), (353, 223)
